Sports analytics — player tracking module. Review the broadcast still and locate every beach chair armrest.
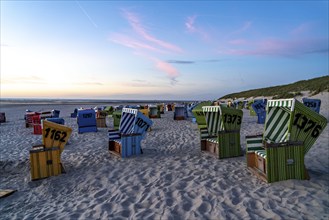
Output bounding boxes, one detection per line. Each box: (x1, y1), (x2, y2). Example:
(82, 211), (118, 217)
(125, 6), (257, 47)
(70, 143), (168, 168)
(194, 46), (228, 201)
(121, 133), (142, 137)
(264, 141), (304, 149)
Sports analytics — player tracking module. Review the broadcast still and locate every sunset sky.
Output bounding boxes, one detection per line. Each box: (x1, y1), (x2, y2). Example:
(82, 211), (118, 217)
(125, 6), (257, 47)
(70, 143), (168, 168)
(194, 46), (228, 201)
(1, 1), (328, 100)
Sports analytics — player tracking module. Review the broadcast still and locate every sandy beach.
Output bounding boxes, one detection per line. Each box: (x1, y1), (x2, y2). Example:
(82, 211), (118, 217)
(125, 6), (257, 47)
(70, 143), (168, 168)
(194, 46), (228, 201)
(0, 93), (328, 219)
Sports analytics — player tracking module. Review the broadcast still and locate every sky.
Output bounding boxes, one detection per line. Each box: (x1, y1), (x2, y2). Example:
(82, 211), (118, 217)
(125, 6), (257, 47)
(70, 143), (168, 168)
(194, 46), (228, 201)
(1, 1), (328, 100)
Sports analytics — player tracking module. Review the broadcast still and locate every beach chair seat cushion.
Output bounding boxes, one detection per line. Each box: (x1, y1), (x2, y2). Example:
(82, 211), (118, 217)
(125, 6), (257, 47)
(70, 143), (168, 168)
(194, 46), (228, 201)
(108, 130), (121, 140)
(255, 150), (267, 159)
(246, 134), (264, 152)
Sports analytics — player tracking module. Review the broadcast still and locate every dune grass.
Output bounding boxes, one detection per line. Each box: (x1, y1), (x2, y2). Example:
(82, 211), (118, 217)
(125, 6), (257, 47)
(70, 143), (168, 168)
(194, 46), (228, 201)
(220, 75), (329, 100)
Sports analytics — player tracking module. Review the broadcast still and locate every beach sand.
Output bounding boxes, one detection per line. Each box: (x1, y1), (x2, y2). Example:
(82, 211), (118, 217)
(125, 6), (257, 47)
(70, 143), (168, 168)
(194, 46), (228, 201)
(0, 93), (328, 219)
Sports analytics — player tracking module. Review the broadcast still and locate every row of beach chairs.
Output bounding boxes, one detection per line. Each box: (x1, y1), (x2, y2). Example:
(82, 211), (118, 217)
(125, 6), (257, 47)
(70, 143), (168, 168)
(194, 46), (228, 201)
(192, 98), (327, 183)
(25, 97), (326, 183)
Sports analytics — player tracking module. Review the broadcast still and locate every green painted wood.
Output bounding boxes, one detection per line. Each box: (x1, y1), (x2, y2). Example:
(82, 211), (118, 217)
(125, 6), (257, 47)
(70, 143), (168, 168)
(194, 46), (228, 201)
(192, 101), (212, 130)
(266, 142), (305, 183)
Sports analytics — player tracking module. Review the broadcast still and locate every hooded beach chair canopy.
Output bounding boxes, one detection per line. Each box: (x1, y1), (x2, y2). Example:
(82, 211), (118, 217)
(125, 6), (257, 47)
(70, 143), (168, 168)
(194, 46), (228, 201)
(251, 99), (267, 124)
(192, 101), (213, 130)
(246, 98), (327, 182)
(174, 104), (186, 120)
(108, 108), (153, 158)
(202, 105), (243, 136)
(201, 105), (243, 158)
(263, 98), (327, 154)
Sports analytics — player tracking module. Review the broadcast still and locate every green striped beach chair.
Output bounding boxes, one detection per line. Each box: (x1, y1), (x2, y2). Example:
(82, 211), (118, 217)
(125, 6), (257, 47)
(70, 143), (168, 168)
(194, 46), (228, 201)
(202, 105), (243, 159)
(112, 110), (122, 130)
(192, 101), (213, 130)
(246, 98), (327, 183)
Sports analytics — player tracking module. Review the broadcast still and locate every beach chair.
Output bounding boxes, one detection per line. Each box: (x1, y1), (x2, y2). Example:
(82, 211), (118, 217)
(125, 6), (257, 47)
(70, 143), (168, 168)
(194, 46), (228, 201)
(32, 115), (42, 135)
(51, 110), (60, 118)
(112, 110), (122, 130)
(139, 109), (149, 118)
(192, 101), (213, 130)
(25, 112), (38, 128)
(149, 105), (160, 118)
(30, 120), (72, 180)
(158, 104), (165, 114)
(45, 118), (65, 125)
(166, 104), (173, 111)
(174, 104), (186, 120)
(77, 109), (97, 133)
(96, 110), (107, 128)
(251, 99), (267, 124)
(70, 108), (78, 118)
(108, 108), (153, 158)
(0, 112), (6, 123)
(246, 98), (327, 183)
(104, 106), (114, 116)
(302, 98), (321, 113)
(201, 105), (243, 159)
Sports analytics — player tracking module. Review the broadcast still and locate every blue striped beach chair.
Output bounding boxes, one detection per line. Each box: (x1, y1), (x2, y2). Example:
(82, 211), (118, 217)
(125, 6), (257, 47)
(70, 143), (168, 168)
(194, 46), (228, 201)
(246, 98), (327, 183)
(201, 105), (243, 159)
(302, 98), (321, 113)
(108, 108), (153, 158)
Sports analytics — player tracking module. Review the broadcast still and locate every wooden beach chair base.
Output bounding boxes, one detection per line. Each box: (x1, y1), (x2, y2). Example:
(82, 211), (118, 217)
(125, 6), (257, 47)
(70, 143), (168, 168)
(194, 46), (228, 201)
(247, 142), (307, 183)
(30, 146), (62, 181)
(109, 134), (142, 158)
(201, 130), (242, 159)
(96, 118), (107, 128)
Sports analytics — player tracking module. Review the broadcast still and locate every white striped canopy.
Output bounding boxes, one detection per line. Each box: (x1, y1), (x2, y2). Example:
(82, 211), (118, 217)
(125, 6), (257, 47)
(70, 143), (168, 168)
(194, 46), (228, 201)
(264, 98), (327, 154)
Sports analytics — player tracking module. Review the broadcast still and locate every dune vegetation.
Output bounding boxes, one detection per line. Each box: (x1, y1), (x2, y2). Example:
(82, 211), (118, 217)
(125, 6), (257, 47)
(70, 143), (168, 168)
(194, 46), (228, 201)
(220, 75), (329, 100)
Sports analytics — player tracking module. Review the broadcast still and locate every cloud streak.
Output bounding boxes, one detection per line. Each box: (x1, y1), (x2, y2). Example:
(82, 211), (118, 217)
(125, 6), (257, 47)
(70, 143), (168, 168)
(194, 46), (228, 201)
(167, 60), (195, 64)
(122, 9), (183, 53)
(185, 15), (209, 40)
(76, 1), (98, 28)
(167, 59), (224, 64)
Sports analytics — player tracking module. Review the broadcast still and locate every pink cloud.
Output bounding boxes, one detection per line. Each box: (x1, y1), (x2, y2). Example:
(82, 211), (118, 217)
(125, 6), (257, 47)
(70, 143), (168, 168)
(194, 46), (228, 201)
(122, 10), (183, 53)
(110, 34), (165, 53)
(156, 60), (179, 77)
(153, 59), (179, 85)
